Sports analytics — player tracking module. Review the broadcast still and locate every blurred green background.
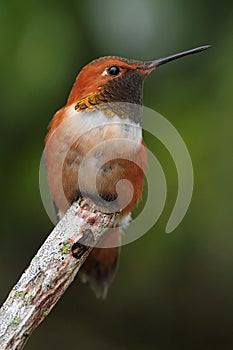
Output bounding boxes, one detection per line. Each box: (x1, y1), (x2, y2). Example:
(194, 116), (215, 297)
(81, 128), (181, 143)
(1, 0), (233, 349)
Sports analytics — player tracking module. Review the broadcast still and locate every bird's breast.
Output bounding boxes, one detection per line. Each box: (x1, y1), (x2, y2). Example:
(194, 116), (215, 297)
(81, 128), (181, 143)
(46, 105), (146, 215)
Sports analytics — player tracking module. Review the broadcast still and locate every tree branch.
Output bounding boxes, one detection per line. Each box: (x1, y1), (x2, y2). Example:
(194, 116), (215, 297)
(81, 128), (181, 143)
(0, 198), (117, 350)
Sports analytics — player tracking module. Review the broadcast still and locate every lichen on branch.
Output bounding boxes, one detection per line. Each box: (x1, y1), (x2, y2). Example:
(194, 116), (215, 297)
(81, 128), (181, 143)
(0, 198), (118, 350)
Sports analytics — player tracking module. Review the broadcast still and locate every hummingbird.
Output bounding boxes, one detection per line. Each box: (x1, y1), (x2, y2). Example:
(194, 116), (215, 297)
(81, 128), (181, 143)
(45, 45), (210, 298)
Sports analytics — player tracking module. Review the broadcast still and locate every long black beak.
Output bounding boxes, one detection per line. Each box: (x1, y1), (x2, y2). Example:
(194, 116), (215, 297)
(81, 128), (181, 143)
(142, 45), (211, 70)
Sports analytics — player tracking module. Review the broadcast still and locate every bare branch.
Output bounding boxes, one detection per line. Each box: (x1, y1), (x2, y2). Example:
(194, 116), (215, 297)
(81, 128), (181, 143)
(0, 198), (117, 350)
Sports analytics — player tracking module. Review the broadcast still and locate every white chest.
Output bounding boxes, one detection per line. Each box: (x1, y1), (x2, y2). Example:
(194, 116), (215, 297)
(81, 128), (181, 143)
(68, 106), (142, 143)
(50, 105), (142, 157)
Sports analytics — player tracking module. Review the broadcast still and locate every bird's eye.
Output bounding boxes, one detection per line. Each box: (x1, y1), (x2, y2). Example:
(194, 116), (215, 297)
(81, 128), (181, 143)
(107, 66), (121, 76)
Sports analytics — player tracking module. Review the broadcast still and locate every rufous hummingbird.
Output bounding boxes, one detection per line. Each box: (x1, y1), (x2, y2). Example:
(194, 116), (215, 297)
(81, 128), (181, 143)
(45, 45), (210, 298)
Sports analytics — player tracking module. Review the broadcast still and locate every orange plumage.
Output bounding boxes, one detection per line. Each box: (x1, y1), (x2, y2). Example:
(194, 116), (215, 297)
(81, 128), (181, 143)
(45, 57), (149, 298)
(45, 46), (210, 297)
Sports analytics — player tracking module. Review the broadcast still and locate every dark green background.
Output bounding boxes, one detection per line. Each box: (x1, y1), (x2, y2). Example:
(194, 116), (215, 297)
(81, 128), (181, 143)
(1, 0), (233, 349)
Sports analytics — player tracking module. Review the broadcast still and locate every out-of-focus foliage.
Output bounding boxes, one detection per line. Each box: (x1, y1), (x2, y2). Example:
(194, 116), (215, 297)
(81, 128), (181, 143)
(1, 1), (233, 349)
